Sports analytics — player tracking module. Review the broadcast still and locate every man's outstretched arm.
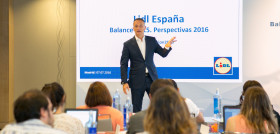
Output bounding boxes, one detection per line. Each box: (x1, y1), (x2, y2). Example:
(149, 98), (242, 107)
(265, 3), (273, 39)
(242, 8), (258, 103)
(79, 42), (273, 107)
(155, 37), (176, 57)
(165, 37), (177, 48)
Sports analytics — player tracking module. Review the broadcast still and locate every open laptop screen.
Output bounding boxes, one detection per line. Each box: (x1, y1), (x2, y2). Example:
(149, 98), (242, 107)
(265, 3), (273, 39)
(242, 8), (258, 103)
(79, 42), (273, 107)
(223, 105), (240, 130)
(65, 108), (98, 127)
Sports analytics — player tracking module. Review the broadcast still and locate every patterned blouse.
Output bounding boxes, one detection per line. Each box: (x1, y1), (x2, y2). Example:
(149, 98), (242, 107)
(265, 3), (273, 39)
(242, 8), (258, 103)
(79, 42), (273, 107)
(54, 113), (85, 134)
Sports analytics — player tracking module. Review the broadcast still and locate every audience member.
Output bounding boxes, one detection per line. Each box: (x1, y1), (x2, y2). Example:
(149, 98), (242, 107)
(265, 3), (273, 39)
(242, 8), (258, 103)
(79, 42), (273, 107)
(226, 86), (278, 133)
(239, 80), (263, 105)
(42, 82), (84, 134)
(239, 80), (280, 128)
(76, 81), (123, 131)
(0, 90), (66, 134)
(126, 79), (174, 134)
(144, 86), (197, 134)
(169, 79), (204, 123)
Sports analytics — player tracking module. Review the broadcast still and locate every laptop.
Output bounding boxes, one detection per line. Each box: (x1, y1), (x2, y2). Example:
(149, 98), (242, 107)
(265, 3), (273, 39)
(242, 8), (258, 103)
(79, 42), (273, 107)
(65, 108), (98, 127)
(223, 105), (241, 131)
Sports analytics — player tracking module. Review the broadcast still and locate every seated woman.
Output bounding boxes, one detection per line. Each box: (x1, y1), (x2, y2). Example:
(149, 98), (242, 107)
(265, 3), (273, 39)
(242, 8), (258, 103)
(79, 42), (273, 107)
(76, 81), (123, 131)
(226, 86), (278, 133)
(239, 80), (280, 128)
(144, 85), (197, 134)
(42, 82), (84, 134)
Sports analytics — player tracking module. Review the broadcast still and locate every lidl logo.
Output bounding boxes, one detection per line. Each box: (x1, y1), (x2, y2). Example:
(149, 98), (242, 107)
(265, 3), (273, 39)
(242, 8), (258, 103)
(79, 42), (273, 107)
(214, 57), (233, 75)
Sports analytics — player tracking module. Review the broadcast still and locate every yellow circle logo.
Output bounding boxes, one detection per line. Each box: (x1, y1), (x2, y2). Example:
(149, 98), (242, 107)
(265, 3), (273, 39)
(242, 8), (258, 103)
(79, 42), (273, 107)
(214, 57), (232, 74)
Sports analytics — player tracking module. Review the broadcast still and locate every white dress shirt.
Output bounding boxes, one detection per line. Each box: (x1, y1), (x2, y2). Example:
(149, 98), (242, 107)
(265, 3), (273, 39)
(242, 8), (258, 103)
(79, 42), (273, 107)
(54, 113), (84, 134)
(135, 36), (148, 73)
(185, 98), (200, 117)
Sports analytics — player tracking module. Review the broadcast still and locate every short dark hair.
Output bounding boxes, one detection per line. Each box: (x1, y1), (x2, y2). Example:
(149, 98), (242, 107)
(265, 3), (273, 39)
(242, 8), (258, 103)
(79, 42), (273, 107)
(134, 18), (145, 23)
(85, 81), (112, 107)
(169, 79), (178, 89)
(14, 89), (49, 123)
(150, 79), (174, 97)
(240, 80), (263, 104)
(243, 80), (262, 94)
(42, 82), (65, 110)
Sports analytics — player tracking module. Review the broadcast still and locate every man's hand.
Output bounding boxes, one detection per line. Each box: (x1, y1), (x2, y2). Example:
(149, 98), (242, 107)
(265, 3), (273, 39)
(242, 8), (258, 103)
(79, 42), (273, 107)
(165, 37), (177, 48)
(123, 83), (130, 95)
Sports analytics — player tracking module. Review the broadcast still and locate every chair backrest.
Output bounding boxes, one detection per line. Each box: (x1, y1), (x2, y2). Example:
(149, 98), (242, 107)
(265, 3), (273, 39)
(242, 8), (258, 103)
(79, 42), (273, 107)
(97, 114), (113, 132)
(97, 118), (113, 131)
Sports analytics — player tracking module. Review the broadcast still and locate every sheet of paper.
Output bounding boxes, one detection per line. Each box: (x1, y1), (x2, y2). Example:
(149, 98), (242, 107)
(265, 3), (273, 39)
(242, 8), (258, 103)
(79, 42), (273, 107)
(115, 124), (120, 134)
(200, 124), (209, 134)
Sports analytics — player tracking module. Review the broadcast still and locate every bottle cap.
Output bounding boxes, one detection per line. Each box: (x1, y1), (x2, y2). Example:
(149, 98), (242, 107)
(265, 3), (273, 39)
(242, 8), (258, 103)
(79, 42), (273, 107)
(216, 88), (219, 95)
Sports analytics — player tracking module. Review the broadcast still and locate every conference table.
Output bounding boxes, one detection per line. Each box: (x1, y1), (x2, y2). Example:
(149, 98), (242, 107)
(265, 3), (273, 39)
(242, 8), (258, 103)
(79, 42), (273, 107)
(97, 131), (126, 134)
(201, 117), (224, 133)
(96, 117), (224, 134)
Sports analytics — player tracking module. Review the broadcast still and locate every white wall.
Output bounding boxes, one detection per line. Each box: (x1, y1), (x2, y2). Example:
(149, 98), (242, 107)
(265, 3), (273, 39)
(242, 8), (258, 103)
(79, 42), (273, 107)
(13, 0), (76, 108)
(242, 0), (280, 113)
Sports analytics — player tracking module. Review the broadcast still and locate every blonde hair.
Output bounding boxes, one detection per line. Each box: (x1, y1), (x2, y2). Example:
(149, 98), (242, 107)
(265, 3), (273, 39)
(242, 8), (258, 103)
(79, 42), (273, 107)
(241, 86), (278, 133)
(144, 86), (197, 134)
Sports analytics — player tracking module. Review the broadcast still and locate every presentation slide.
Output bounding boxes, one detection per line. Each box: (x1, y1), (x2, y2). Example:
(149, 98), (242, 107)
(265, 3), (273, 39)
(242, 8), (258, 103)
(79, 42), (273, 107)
(77, 0), (242, 82)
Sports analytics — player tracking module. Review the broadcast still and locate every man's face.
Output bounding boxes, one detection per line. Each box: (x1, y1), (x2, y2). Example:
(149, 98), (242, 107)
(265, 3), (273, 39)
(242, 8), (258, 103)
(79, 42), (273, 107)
(133, 20), (146, 39)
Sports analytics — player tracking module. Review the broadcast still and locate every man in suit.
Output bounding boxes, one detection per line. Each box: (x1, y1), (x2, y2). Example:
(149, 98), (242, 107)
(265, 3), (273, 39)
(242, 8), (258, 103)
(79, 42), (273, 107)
(120, 18), (176, 112)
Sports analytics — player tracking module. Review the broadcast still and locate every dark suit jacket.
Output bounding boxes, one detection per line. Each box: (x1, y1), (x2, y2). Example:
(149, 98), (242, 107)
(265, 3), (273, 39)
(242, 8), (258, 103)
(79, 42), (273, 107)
(120, 36), (172, 89)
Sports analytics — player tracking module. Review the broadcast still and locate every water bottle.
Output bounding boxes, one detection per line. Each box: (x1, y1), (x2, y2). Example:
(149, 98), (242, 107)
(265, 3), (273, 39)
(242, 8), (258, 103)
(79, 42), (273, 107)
(113, 89), (121, 111)
(85, 110), (97, 134)
(123, 96), (133, 130)
(213, 88), (222, 119)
